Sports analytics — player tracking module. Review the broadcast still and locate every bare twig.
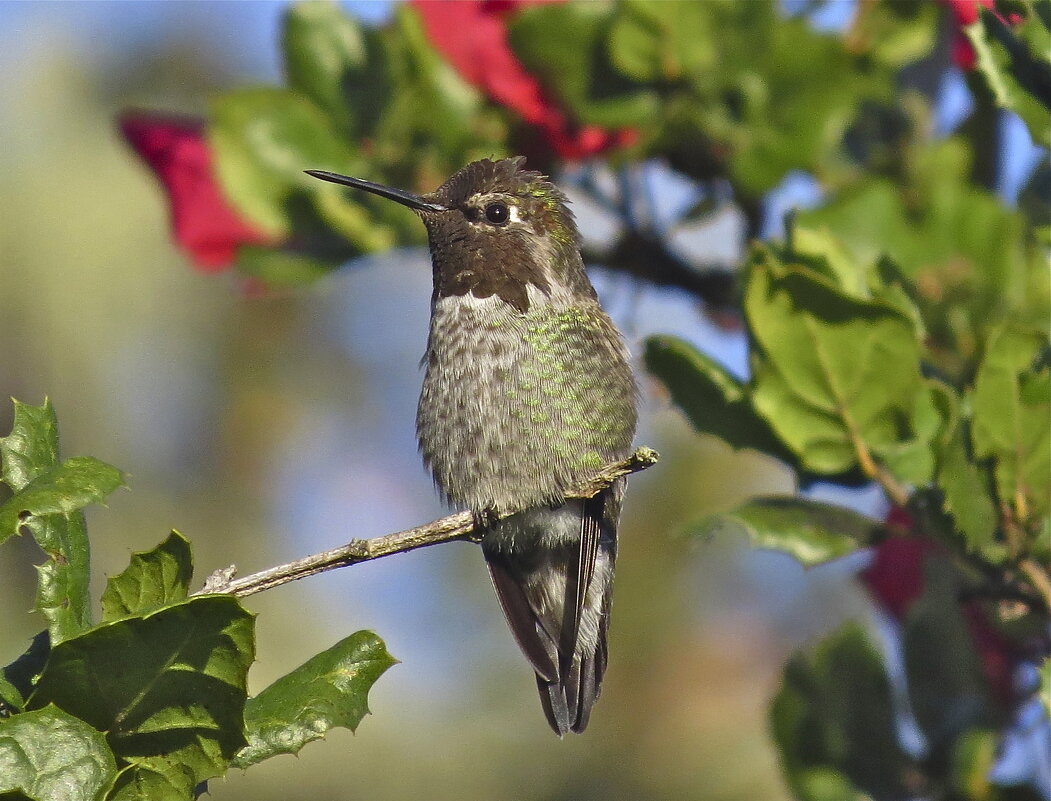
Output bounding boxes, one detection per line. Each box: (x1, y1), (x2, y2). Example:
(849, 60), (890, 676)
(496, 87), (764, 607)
(196, 447), (659, 599)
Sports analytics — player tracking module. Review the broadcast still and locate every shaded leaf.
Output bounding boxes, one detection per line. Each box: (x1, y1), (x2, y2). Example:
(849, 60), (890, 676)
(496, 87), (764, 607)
(770, 622), (917, 800)
(29, 597), (254, 798)
(607, 0), (717, 82)
(106, 765), (195, 801)
(745, 244), (933, 479)
(970, 325), (1051, 523)
(901, 556), (995, 754)
(643, 335), (792, 461)
(1, 632), (51, 713)
(0, 704), (117, 801)
(702, 496), (878, 568)
(233, 631), (395, 768)
(100, 532), (193, 622)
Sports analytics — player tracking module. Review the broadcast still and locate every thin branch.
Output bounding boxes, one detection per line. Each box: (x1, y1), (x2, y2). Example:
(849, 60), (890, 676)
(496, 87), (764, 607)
(196, 447), (660, 599)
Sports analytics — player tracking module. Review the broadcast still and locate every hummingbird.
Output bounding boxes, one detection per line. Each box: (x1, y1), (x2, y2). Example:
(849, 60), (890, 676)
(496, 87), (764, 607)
(306, 157), (638, 735)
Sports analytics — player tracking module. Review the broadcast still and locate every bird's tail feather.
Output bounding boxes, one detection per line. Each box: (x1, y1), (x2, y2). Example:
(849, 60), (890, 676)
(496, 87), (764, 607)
(483, 492), (617, 735)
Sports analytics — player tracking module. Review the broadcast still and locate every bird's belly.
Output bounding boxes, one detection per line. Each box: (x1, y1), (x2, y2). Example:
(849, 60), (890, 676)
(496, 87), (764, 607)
(416, 295), (636, 512)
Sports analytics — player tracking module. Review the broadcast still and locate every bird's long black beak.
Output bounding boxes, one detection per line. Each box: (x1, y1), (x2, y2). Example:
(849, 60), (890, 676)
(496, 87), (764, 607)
(305, 170), (447, 213)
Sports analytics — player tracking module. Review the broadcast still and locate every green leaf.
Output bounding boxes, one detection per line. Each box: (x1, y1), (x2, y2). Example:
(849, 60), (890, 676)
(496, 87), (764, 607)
(901, 556), (994, 752)
(745, 244), (933, 479)
(936, 424), (1001, 561)
(0, 400), (123, 644)
(965, 7), (1051, 145)
(1, 632), (51, 713)
(0, 704), (118, 801)
(770, 623), (917, 800)
(282, 1), (366, 131)
(0, 457), (124, 544)
(701, 496), (878, 568)
(0, 399), (58, 492)
(785, 224), (878, 301)
(970, 325), (1051, 523)
(209, 87), (360, 237)
(105, 766), (191, 801)
(508, 2), (659, 128)
(235, 245), (338, 288)
(849, 0), (939, 68)
(608, 0), (717, 82)
(643, 335), (793, 461)
(100, 532), (193, 622)
(29, 597), (255, 798)
(233, 631), (395, 768)
(947, 728), (1001, 799)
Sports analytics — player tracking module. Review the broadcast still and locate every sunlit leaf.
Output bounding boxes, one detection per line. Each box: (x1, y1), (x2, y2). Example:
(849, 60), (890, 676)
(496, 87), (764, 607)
(0, 399), (59, 493)
(745, 244), (933, 480)
(509, 2), (659, 128)
(0, 400), (122, 644)
(0, 705), (117, 801)
(209, 87), (360, 237)
(965, 7), (1051, 145)
(700, 496), (877, 568)
(970, 325), (1051, 523)
(100, 532), (193, 622)
(282, 1), (366, 131)
(233, 631), (395, 768)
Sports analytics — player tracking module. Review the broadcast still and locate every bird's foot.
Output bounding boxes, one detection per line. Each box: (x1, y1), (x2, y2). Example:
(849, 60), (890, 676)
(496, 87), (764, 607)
(471, 507), (500, 534)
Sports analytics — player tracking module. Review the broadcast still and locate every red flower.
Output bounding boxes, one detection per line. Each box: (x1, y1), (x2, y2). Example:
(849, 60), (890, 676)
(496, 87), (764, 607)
(119, 111), (273, 271)
(411, 0), (636, 159)
(861, 535), (929, 620)
(862, 509), (1020, 708)
(941, 0), (993, 26)
(938, 0), (1021, 70)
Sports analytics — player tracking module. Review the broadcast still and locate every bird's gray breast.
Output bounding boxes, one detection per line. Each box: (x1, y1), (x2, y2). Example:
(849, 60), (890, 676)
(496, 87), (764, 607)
(416, 290), (636, 513)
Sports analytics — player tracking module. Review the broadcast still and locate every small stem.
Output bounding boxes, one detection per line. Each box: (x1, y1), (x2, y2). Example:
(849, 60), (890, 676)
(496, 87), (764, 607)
(196, 447), (659, 599)
(1019, 559), (1051, 612)
(850, 424), (911, 509)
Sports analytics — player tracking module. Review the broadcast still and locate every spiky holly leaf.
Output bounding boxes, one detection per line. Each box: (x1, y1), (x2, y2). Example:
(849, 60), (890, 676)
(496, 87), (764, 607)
(233, 631), (395, 768)
(0, 400), (123, 643)
(0, 705), (117, 801)
(100, 531), (193, 622)
(29, 597), (254, 801)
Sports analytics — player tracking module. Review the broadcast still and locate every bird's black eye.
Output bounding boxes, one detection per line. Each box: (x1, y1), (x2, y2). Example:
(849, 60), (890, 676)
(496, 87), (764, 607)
(484, 202), (510, 225)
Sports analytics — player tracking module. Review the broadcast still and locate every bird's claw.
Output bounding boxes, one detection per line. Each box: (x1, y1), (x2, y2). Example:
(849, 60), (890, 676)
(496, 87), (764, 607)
(472, 507), (500, 533)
